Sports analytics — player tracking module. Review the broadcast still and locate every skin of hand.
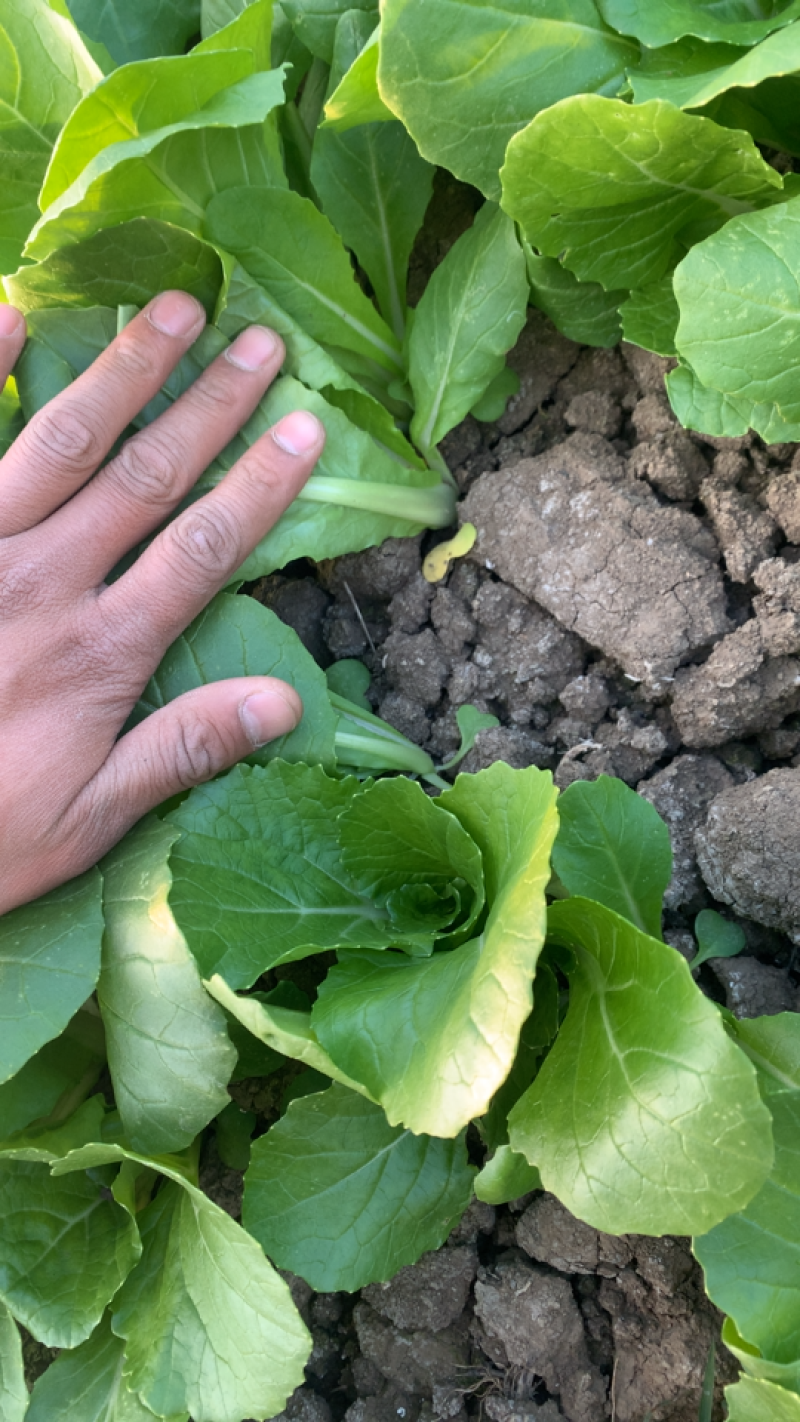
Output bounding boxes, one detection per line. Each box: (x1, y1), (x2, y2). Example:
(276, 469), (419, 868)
(0, 290), (325, 916)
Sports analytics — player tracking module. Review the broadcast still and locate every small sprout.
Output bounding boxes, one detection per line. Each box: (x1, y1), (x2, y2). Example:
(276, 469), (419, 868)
(690, 909), (746, 972)
(438, 703), (500, 771)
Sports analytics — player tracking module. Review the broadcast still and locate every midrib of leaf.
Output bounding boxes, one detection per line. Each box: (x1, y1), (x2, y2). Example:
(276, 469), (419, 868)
(577, 942), (696, 1133)
(290, 268), (403, 370)
(577, 805), (649, 934)
(0, 97), (52, 148)
(22, 1196), (106, 1275)
(201, 898), (388, 921)
(734, 1040), (800, 1094)
(274, 1127), (419, 1206)
(100, 1351), (127, 1422)
(366, 133), (404, 341)
(143, 153), (206, 218)
(417, 259), (478, 451)
(405, 15), (632, 105)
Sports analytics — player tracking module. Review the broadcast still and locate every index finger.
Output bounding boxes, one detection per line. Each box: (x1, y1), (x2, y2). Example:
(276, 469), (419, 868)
(0, 290), (206, 539)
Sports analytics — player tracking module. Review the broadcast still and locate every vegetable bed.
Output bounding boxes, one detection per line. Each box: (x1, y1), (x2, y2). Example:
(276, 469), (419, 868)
(3, 1), (800, 1419)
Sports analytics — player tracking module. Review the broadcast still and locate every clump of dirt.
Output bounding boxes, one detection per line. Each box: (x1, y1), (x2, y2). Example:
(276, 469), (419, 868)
(226, 1189), (737, 1422)
(245, 302), (800, 1421)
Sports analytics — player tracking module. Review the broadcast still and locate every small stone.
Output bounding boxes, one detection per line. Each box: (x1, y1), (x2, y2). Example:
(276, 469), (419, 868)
(709, 956), (796, 1018)
(516, 1195), (632, 1277)
(671, 621), (800, 749)
(325, 537), (423, 601)
(430, 587), (477, 655)
(558, 674), (611, 722)
(362, 1247), (477, 1335)
(257, 576), (331, 664)
(390, 574), (435, 635)
(700, 481), (778, 583)
(620, 343), (675, 394)
(272, 1388), (333, 1422)
(696, 768), (800, 941)
(383, 630), (450, 708)
(759, 725), (800, 760)
(753, 557), (800, 656)
(564, 390), (622, 439)
(638, 754), (736, 912)
(378, 691), (431, 746)
(473, 1255), (606, 1422)
(767, 467), (800, 543)
(461, 727), (555, 773)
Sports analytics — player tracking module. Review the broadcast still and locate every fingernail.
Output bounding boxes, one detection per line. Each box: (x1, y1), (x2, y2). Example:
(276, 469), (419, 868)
(271, 410), (324, 455)
(225, 325), (281, 371)
(240, 689), (302, 747)
(0, 306), (22, 339)
(147, 291), (206, 338)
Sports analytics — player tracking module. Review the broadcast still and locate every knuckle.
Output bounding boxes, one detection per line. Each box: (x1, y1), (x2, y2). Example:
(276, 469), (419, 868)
(169, 717), (233, 788)
(27, 405), (103, 476)
(186, 372), (236, 420)
(238, 451), (283, 501)
(109, 336), (162, 387)
(107, 433), (182, 512)
(169, 506), (242, 580)
(0, 547), (46, 617)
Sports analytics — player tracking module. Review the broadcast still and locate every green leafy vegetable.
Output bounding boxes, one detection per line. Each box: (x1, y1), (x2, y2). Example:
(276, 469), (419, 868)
(474, 1145), (541, 1206)
(526, 251), (625, 348)
(6, 218), (224, 315)
(0, 872), (104, 1083)
(0, 1160), (141, 1347)
(313, 765), (559, 1134)
(112, 1178), (308, 1422)
(378, 0), (637, 199)
(619, 277), (680, 356)
(408, 203), (528, 453)
(243, 1082), (474, 1290)
(598, 0), (800, 48)
(131, 591), (339, 773)
(323, 24), (392, 128)
(27, 66), (287, 261)
(501, 95), (783, 292)
(99, 818), (236, 1154)
(0, 1007), (105, 1140)
(0, 1302), (26, 1422)
(281, 0), (377, 62)
(52, 1139), (312, 1422)
(628, 24), (800, 111)
(205, 973), (376, 1096)
(26, 1312), (188, 1422)
(694, 1013), (800, 1364)
(725, 1376), (800, 1421)
(311, 11), (433, 341)
(66, 0), (202, 65)
(672, 197), (800, 440)
(168, 763), (395, 987)
(0, 0), (101, 273)
(204, 184), (404, 382)
(551, 775), (672, 939)
(509, 898), (773, 1235)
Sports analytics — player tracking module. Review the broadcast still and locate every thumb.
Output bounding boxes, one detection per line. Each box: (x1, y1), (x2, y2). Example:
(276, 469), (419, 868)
(83, 677), (302, 845)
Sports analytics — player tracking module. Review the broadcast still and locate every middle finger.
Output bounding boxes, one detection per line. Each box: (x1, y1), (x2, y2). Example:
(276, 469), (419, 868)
(48, 325), (285, 585)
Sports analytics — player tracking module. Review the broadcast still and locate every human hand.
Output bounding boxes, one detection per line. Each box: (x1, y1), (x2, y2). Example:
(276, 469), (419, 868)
(0, 291), (324, 915)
